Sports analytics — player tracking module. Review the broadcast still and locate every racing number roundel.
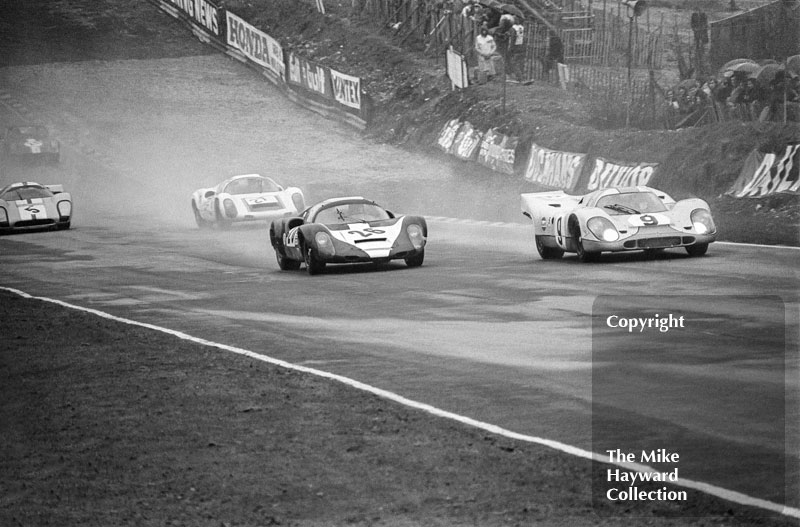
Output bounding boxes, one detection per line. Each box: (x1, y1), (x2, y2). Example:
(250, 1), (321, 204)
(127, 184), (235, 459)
(639, 214), (657, 226)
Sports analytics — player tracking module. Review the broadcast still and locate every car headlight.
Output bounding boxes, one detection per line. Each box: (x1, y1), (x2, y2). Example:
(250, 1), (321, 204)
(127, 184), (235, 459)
(314, 231), (335, 256)
(292, 193), (305, 212)
(587, 217), (619, 242)
(406, 223), (425, 249)
(57, 200), (71, 218)
(223, 198), (237, 218)
(691, 208), (715, 235)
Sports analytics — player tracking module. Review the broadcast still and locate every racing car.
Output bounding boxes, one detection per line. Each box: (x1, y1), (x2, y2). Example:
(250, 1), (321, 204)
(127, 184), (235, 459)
(269, 196), (427, 275)
(521, 186), (716, 262)
(1, 125), (60, 165)
(0, 181), (72, 233)
(191, 174), (305, 228)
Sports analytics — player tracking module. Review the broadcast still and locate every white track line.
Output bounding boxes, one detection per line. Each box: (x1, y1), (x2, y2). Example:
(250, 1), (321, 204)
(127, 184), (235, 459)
(2, 285), (798, 519)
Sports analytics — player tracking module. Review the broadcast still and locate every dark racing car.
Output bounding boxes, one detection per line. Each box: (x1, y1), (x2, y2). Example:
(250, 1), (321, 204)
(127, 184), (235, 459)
(1, 125), (60, 165)
(269, 196), (427, 275)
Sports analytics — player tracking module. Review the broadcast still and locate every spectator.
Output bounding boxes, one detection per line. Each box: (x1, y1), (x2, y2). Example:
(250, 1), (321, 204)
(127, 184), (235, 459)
(475, 24), (497, 82)
(506, 16), (525, 82)
(545, 32), (564, 82)
(493, 12), (515, 57)
(461, 0), (481, 20)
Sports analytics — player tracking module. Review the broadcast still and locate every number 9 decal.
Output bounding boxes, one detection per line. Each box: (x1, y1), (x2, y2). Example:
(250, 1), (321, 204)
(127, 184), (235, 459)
(640, 214), (657, 226)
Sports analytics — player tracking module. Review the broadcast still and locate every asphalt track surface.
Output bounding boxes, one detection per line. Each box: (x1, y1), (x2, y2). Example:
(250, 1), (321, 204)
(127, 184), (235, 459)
(0, 10), (798, 519)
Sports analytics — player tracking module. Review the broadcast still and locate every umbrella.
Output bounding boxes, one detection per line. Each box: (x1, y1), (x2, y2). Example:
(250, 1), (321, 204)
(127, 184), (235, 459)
(729, 61), (759, 75)
(786, 54), (800, 75)
(499, 3), (525, 17)
(754, 63), (781, 85)
(719, 58), (756, 75)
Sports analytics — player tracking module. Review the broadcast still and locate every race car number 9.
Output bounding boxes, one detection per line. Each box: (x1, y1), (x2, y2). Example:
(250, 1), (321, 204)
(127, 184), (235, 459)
(640, 214), (657, 225)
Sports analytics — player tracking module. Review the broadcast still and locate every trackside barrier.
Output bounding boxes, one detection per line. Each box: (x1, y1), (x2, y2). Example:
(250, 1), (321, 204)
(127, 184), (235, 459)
(147, 0), (369, 130)
(436, 119), (660, 193)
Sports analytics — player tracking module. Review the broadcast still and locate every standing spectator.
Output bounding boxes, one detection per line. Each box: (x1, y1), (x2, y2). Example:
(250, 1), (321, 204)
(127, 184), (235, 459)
(506, 16), (525, 82)
(493, 12), (515, 59)
(475, 24), (497, 82)
(690, 7), (709, 73)
(544, 32), (564, 82)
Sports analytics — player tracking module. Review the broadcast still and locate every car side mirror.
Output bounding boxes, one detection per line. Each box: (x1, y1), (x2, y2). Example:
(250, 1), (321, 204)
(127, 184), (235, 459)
(386, 210), (395, 219)
(204, 190), (215, 198)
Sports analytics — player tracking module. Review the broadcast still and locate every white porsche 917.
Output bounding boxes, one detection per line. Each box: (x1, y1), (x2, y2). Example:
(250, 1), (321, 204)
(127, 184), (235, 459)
(521, 186), (716, 262)
(191, 174), (305, 228)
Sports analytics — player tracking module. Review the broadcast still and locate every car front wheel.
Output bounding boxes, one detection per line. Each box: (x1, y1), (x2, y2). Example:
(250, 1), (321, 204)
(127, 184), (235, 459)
(686, 243), (709, 257)
(305, 246), (326, 275)
(571, 223), (599, 263)
(404, 249), (425, 268)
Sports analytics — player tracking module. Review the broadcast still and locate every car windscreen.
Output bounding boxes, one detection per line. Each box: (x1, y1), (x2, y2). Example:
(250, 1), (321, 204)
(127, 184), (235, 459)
(596, 192), (667, 215)
(313, 203), (390, 224)
(13, 126), (46, 137)
(223, 177), (280, 195)
(0, 186), (54, 201)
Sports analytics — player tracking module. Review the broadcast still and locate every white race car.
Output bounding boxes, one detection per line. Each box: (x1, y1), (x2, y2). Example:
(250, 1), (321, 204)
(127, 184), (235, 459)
(0, 181), (72, 232)
(521, 186), (716, 262)
(191, 174), (305, 228)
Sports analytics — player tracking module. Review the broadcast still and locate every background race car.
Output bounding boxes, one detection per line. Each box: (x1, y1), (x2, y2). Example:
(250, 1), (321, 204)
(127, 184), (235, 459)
(191, 174), (305, 228)
(1, 125), (60, 165)
(521, 186), (716, 262)
(269, 196), (427, 275)
(0, 181), (72, 233)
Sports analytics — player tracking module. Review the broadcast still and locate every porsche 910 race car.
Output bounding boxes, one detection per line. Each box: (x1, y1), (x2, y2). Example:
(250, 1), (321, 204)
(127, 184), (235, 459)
(521, 186), (716, 262)
(0, 181), (72, 233)
(1, 125), (60, 165)
(191, 174), (305, 228)
(269, 196), (427, 275)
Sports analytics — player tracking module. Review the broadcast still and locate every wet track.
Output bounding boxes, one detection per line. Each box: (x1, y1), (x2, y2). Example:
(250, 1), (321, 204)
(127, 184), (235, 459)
(1, 12), (798, 514)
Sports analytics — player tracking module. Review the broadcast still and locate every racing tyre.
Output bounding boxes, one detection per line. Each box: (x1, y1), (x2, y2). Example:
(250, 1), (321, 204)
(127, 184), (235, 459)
(192, 202), (210, 229)
(275, 250), (301, 271)
(404, 249), (425, 268)
(305, 246), (326, 275)
(56, 221), (70, 231)
(535, 235), (564, 260)
(685, 243), (709, 257)
(571, 222), (599, 263)
(214, 200), (232, 229)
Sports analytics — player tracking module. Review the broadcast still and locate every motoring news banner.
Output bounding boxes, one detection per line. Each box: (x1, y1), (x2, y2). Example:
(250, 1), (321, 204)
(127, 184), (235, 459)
(591, 295), (790, 518)
(166, 0), (222, 36)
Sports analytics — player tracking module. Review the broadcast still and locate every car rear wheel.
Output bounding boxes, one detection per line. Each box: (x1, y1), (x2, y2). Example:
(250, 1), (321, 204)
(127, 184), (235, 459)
(305, 245), (326, 275)
(535, 235), (564, 260)
(404, 249), (425, 268)
(276, 250), (301, 271)
(686, 243), (709, 257)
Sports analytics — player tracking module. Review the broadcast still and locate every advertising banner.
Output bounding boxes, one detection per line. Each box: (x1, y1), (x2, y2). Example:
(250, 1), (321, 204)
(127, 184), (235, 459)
(587, 157), (658, 191)
(727, 143), (800, 198)
(524, 143), (586, 190)
(167, 0), (222, 36)
(330, 69), (362, 110)
(477, 128), (518, 175)
(452, 122), (483, 161)
(226, 11), (284, 79)
(437, 119), (462, 153)
(287, 53), (330, 100)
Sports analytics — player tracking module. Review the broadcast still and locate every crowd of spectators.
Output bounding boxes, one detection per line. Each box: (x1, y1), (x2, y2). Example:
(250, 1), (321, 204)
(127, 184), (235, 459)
(665, 67), (800, 127)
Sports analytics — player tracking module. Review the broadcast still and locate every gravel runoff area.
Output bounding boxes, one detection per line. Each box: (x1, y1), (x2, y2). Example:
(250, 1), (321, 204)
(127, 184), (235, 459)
(2, 289), (798, 527)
